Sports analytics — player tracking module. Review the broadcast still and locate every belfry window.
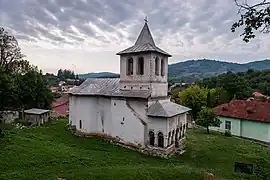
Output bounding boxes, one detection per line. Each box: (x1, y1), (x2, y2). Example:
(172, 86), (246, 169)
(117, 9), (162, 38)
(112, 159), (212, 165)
(137, 57), (144, 75)
(127, 58), (133, 75)
(155, 57), (160, 75)
(161, 59), (165, 76)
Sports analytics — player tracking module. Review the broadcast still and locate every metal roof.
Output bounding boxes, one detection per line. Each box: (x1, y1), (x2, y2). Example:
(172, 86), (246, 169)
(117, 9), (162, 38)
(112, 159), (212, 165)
(116, 22), (171, 57)
(24, 108), (50, 115)
(70, 78), (151, 99)
(146, 101), (191, 117)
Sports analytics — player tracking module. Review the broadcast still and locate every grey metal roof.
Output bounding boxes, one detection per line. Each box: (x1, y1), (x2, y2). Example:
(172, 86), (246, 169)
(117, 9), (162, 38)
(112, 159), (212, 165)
(146, 101), (191, 117)
(24, 108), (50, 115)
(70, 78), (151, 99)
(116, 22), (171, 57)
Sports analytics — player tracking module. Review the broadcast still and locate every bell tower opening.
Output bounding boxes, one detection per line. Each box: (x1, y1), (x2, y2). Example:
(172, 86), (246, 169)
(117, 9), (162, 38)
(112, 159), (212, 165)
(137, 57), (144, 75)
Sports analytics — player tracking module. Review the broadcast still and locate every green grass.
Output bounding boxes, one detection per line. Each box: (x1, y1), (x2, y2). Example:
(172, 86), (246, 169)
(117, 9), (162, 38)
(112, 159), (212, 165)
(0, 119), (269, 180)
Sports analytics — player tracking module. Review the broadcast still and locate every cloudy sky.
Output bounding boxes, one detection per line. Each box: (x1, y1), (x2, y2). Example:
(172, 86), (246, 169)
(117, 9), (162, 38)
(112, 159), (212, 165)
(1, 0), (269, 74)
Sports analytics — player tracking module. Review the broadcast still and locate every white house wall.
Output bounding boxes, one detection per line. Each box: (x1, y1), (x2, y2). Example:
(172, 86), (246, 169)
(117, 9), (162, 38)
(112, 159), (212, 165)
(111, 98), (145, 146)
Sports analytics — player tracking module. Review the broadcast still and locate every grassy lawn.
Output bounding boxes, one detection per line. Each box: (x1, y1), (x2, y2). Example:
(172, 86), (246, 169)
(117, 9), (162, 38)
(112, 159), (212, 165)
(0, 119), (269, 180)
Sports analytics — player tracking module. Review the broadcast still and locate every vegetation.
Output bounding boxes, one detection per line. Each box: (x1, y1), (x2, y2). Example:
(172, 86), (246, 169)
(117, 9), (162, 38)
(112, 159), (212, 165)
(0, 27), (53, 110)
(168, 59), (270, 83)
(232, 0), (270, 42)
(0, 119), (269, 179)
(198, 69), (270, 99)
(197, 107), (221, 134)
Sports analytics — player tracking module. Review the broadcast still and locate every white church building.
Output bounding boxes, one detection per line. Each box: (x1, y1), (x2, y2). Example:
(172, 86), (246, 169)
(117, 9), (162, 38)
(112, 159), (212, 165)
(69, 20), (191, 155)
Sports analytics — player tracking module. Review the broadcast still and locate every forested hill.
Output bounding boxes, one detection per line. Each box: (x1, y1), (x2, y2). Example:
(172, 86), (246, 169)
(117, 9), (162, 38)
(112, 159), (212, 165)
(168, 59), (270, 83)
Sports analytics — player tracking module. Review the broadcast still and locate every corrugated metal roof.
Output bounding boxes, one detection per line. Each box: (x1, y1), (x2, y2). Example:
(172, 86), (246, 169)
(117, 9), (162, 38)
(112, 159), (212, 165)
(146, 101), (191, 117)
(116, 22), (171, 57)
(24, 108), (50, 115)
(70, 78), (151, 98)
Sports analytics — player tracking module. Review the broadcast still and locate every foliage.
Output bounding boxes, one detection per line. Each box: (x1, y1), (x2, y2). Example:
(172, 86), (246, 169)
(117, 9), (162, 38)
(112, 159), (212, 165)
(57, 69), (76, 80)
(199, 69), (270, 99)
(197, 107), (221, 133)
(232, 0), (270, 42)
(225, 130), (232, 137)
(0, 27), (53, 111)
(179, 84), (208, 120)
(0, 119), (269, 179)
(168, 59), (270, 83)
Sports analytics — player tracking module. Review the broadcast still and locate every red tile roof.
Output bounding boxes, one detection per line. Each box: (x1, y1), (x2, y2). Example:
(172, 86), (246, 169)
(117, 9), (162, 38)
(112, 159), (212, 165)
(214, 99), (270, 123)
(52, 94), (69, 117)
(252, 91), (265, 97)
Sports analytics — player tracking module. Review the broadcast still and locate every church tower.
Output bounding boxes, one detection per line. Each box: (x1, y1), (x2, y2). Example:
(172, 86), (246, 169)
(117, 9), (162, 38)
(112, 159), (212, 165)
(117, 19), (172, 97)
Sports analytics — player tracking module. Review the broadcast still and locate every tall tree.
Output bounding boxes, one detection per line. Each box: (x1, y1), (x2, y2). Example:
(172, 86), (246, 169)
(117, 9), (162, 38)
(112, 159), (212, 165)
(232, 0), (270, 42)
(179, 84), (208, 120)
(0, 27), (28, 72)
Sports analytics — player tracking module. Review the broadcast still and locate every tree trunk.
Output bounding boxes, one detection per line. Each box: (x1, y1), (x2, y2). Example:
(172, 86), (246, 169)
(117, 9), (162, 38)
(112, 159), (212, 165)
(206, 126), (210, 134)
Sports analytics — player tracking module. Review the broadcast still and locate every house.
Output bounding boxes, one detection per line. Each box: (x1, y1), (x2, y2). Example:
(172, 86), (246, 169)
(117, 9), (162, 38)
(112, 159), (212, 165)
(24, 108), (50, 125)
(211, 99), (270, 144)
(52, 94), (69, 117)
(69, 20), (191, 156)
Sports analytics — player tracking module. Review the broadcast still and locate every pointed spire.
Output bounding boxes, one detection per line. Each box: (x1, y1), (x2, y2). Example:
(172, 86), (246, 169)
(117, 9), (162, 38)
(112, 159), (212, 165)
(134, 18), (155, 46)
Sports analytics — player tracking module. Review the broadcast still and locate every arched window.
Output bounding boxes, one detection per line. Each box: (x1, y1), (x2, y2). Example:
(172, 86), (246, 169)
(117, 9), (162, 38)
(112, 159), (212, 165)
(126, 58), (133, 75)
(79, 120), (82, 129)
(161, 59), (165, 76)
(149, 131), (155, 146)
(137, 57), (144, 75)
(182, 125), (185, 137)
(158, 132), (164, 148)
(175, 128), (179, 141)
(171, 130), (175, 145)
(155, 57), (160, 75)
(168, 132), (171, 146)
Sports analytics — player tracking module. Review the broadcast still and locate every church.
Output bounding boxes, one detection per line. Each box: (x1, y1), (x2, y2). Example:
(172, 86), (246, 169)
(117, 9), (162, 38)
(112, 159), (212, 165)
(69, 20), (191, 156)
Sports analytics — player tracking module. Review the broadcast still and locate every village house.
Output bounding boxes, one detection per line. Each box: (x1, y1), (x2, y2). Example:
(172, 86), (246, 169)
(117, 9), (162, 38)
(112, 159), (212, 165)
(211, 99), (270, 144)
(52, 94), (69, 118)
(69, 20), (191, 156)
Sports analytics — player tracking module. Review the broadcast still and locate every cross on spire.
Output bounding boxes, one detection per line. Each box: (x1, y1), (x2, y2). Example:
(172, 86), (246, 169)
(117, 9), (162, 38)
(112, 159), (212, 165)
(144, 16), (148, 23)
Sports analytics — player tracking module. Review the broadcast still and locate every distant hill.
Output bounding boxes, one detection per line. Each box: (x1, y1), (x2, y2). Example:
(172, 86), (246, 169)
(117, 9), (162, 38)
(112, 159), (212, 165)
(78, 72), (119, 79)
(168, 59), (270, 83)
(78, 59), (270, 82)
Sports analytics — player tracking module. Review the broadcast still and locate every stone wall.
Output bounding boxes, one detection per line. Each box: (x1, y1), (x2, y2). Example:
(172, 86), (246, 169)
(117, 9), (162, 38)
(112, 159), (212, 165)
(0, 111), (19, 124)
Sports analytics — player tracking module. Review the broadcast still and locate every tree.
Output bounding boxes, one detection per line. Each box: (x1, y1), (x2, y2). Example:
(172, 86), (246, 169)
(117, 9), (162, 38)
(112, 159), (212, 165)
(197, 107), (221, 134)
(0, 27), (29, 72)
(232, 0), (270, 42)
(179, 84), (208, 120)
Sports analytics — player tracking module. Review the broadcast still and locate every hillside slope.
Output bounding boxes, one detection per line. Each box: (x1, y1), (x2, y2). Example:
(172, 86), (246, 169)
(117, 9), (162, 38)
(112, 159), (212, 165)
(168, 59), (270, 82)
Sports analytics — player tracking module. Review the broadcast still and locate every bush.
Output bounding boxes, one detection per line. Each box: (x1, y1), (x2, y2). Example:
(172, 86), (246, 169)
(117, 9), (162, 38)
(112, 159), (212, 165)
(224, 130), (232, 137)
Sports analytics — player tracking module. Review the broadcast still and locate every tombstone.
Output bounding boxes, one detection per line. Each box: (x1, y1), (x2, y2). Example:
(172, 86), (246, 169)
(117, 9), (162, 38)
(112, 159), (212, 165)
(234, 162), (254, 174)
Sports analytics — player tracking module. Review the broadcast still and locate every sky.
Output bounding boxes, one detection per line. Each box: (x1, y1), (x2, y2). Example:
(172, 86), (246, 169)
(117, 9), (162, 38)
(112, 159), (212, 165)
(1, 0), (270, 74)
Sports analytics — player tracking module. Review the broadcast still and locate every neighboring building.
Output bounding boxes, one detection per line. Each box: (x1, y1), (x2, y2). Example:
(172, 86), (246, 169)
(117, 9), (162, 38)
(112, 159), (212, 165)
(211, 99), (270, 144)
(24, 108), (50, 125)
(69, 20), (191, 155)
(52, 94), (69, 117)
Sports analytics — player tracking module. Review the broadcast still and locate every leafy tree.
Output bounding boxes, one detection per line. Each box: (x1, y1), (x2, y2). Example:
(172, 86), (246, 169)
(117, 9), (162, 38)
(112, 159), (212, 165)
(197, 107), (221, 134)
(232, 0), (270, 42)
(179, 84), (208, 120)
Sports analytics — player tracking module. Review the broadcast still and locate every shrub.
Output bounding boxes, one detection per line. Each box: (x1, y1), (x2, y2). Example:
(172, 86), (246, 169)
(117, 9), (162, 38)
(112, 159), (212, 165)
(224, 130), (232, 137)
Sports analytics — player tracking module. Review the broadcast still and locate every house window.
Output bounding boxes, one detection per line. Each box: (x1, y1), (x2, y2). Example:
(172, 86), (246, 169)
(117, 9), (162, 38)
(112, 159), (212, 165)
(79, 120), (82, 129)
(161, 59), (165, 76)
(137, 57), (144, 75)
(155, 57), (160, 75)
(149, 131), (155, 146)
(126, 58), (133, 75)
(158, 132), (164, 148)
(225, 121), (231, 130)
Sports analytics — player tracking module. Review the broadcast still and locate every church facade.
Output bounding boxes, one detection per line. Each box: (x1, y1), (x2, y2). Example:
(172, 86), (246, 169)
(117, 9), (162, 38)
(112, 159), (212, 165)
(69, 20), (191, 156)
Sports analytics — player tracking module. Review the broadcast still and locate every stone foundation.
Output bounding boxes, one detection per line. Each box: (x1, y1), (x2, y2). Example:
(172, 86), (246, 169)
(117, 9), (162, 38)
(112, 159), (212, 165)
(70, 125), (185, 158)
